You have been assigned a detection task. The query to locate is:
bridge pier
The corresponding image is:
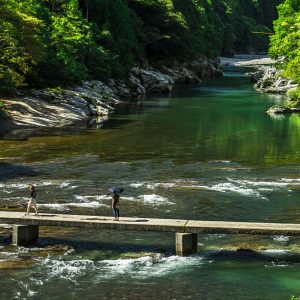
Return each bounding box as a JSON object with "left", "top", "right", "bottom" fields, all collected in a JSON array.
[
  {"left": 176, "top": 233, "right": 198, "bottom": 256},
  {"left": 12, "top": 225, "right": 39, "bottom": 246}
]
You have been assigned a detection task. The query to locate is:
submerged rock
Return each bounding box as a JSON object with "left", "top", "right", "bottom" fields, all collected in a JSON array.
[
  {"left": 44, "top": 244, "right": 74, "bottom": 252},
  {"left": 0, "top": 257, "right": 36, "bottom": 270}
]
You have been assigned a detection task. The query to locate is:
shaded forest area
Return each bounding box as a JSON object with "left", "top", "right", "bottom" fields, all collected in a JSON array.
[{"left": 0, "top": 0, "right": 282, "bottom": 95}]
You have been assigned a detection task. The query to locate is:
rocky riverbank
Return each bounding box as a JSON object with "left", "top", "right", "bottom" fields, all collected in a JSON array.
[
  {"left": 219, "top": 55, "right": 275, "bottom": 67},
  {"left": 252, "top": 67, "right": 299, "bottom": 115},
  {"left": 0, "top": 56, "right": 222, "bottom": 132},
  {"left": 220, "top": 55, "right": 299, "bottom": 115}
]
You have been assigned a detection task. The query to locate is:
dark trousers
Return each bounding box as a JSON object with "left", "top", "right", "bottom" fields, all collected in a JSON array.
[{"left": 113, "top": 208, "right": 120, "bottom": 218}]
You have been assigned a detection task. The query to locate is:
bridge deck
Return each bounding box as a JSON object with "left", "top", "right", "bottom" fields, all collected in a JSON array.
[{"left": 0, "top": 211, "right": 300, "bottom": 236}]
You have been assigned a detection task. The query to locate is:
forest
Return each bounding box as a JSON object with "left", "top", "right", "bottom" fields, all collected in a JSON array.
[
  {"left": 0, "top": 0, "right": 283, "bottom": 96},
  {"left": 269, "top": 0, "right": 300, "bottom": 101}
]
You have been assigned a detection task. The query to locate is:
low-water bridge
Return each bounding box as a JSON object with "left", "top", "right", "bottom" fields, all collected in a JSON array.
[{"left": 0, "top": 211, "right": 299, "bottom": 256}]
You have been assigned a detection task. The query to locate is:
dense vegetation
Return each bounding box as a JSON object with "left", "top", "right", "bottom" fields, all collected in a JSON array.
[
  {"left": 269, "top": 0, "right": 300, "bottom": 100},
  {"left": 0, "top": 0, "right": 281, "bottom": 96}
]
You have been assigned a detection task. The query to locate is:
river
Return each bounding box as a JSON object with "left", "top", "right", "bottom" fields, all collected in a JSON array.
[{"left": 0, "top": 68, "right": 300, "bottom": 299}]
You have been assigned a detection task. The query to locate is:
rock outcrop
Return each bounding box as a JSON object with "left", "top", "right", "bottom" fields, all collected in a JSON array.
[
  {"left": 266, "top": 104, "right": 300, "bottom": 115},
  {"left": 252, "top": 66, "right": 300, "bottom": 115},
  {"left": 254, "top": 67, "right": 298, "bottom": 94},
  {"left": 131, "top": 68, "right": 174, "bottom": 94},
  {"left": 4, "top": 81, "right": 120, "bottom": 130},
  {"left": 185, "top": 57, "right": 223, "bottom": 79}
]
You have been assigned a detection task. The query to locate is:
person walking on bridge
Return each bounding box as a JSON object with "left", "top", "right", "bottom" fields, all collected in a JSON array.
[
  {"left": 26, "top": 184, "right": 39, "bottom": 216},
  {"left": 110, "top": 187, "right": 123, "bottom": 221}
]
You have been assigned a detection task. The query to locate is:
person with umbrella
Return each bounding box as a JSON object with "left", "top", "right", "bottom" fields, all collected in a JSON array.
[{"left": 109, "top": 187, "right": 123, "bottom": 221}]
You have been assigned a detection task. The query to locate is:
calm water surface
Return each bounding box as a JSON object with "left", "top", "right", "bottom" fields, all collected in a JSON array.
[{"left": 0, "top": 69, "right": 300, "bottom": 299}]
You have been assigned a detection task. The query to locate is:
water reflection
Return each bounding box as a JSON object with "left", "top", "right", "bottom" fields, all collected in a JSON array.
[{"left": 1, "top": 70, "right": 300, "bottom": 299}]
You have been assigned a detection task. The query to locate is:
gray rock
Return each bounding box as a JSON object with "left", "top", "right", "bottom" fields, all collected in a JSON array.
[
  {"left": 107, "top": 79, "right": 132, "bottom": 98},
  {"left": 266, "top": 104, "right": 300, "bottom": 115},
  {"left": 160, "top": 66, "right": 201, "bottom": 84},
  {"left": 185, "top": 57, "right": 223, "bottom": 79},
  {"left": 267, "top": 105, "right": 292, "bottom": 115},
  {"left": 255, "top": 67, "right": 298, "bottom": 93},
  {"left": 132, "top": 68, "right": 174, "bottom": 93},
  {"left": 127, "top": 75, "right": 147, "bottom": 95},
  {"left": 251, "top": 71, "right": 264, "bottom": 83},
  {"left": 4, "top": 80, "right": 120, "bottom": 129}
]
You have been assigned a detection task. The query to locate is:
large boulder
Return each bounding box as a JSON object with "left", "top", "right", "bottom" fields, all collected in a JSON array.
[
  {"left": 132, "top": 68, "right": 174, "bottom": 93},
  {"left": 185, "top": 56, "right": 223, "bottom": 79}
]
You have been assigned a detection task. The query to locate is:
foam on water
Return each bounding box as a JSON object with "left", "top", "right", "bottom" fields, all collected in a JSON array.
[
  {"left": 263, "top": 249, "right": 290, "bottom": 254},
  {"left": 39, "top": 258, "right": 96, "bottom": 282},
  {"left": 3, "top": 189, "right": 13, "bottom": 194},
  {"left": 0, "top": 180, "right": 79, "bottom": 196},
  {"left": 204, "top": 234, "right": 227, "bottom": 240},
  {"left": 130, "top": 182, "right": 177, "bottom": 189},
  {"left": 0, "top": 183, "right": 28, "bottom": 189},
  {"left": 137, "top": 194, "right": 173, "bottom": 205},
  {"left": 129, "top": 178, "right": 279, "bottom": 200},
  {"left": 98, "top": 254, "right": 202, "bottom": 279},
  {"left": 209, "top": 182, "right": 265, "bottom": 199},
  {"left": 74, "top": 195, "right": 111, "bottom": 201},
  {"left": 229, "top": 178, "right": 300, "bottom": 187},
  {"left": 272, "top": 236, "right": 290, "bottom": 243},
  {"left": 36, "top": 254, "right": 204, "bottom": 283},
  {"left": 265, "top": 261, "right": 289, "bottom": 268},
  {"left": 281, "top": 178, "right": 300, "bottom": 183},
  {"left": 38, "top": 201, "right": 107, "bottom": 211}
]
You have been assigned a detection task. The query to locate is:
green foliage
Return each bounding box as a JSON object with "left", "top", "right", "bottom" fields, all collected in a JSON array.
[
  {"left": 287, "top": 88, "right": 300, "bottom": 103},
  {"left": 0, "top": 0, "right": 45, "bottom": 94},
  {"left": 0, "top": 0, "right": 282, "bottom": 95},
  {"left": 269, "top": 0, "right": 300, "bottom": 89}
]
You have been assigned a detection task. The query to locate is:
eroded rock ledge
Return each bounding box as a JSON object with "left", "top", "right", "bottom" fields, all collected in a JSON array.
[
  {"left": 1, "top": 57, "right": 222, "bottom": 131},
  {"left": 253, "top": 67, "right": 298, "bottom": 94},
  {"left": 251, "top": 67, "right": 299, "bottom": 116}
]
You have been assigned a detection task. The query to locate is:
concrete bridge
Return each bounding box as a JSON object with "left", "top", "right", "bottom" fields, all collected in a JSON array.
[{"left": 1, "top": 211, "right": 300, "bottom": 256}]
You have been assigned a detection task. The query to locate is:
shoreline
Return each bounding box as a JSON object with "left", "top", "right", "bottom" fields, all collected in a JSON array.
[
  {"left": 0, "top": 57, "right": 222, "bottom": 137},
  {"left": 219, "top": 55, "right": 275, "bottom": 67},
  {"left": 220, "top": 55, "right": 299, "bottom": 116}
]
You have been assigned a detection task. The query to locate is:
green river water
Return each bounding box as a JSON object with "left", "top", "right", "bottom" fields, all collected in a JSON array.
[{"left": 0, "top": 68, "right": 300, "bottom": 299}]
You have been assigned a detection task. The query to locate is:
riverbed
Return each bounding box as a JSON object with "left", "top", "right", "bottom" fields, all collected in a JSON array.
[{"left": 0, "top": 67, "right": 300, "bottom": 299}]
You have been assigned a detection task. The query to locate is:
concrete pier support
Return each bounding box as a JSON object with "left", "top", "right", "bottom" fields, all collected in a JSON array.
[
  {"left": 176, "top": 233, "right": 198, "bottom": 256},
  {"left": 12, "top": 225, "right": 39, "bottom": 246}
]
